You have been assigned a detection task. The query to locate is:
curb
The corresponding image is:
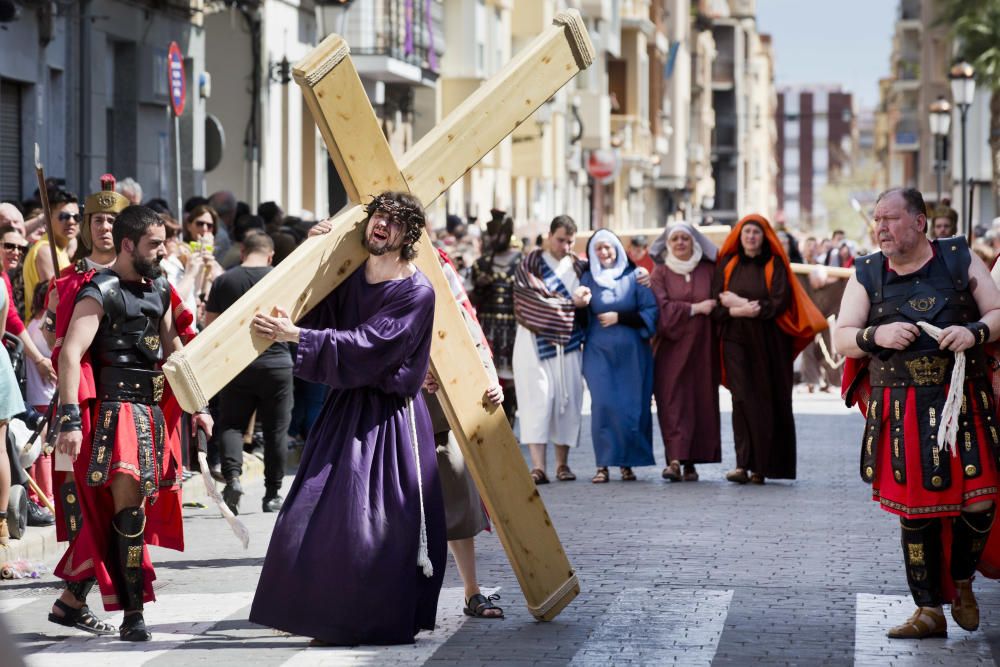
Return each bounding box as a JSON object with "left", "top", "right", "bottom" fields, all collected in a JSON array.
[{"left": 0, "top": 452, "right": 265, "bottom": 568}]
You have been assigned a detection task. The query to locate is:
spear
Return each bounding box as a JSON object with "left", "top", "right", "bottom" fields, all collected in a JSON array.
[{"left": 33, "top": 143, "right": 63, "bottom": 276}]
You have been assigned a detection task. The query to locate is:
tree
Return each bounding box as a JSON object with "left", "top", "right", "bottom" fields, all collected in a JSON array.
[{"left": 936, "top": 0, "right": 1000, "bottom": 217}]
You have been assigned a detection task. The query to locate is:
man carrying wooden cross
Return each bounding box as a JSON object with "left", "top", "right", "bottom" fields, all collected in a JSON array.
[{"left": 248, "top": 191, "right": 448, "bottom": 646}]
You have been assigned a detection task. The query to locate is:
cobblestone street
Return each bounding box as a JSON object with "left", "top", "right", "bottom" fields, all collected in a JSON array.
[{"left": 6, "top": 390, "right": 1000, "bottom": 665}]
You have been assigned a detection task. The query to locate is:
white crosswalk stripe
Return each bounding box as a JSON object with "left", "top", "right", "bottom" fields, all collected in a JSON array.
[
  {"left": 17, "top": 587, "right": 487, "bottom": 667},
  {"left": 25, "top": 592, "right": 253, "bottom": 666},
  {"left": 569, "top": 588, "right": 733, "bottom": 666},
  {"left": 854, "top": 594, "right": 994, "bottom": 666}
]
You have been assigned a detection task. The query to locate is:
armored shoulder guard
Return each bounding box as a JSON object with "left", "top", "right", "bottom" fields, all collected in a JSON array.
[
  {"left": 933, "top": 236, "right": 971, "bottom": 290},
  {"left": 855, "top": 251, "right": 885, "bottom": 303}
]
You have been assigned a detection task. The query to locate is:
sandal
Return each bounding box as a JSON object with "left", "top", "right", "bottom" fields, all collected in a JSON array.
[
  {"left": 591, "top": 467, "right": 609, "bottom": 483},
  {"left": 48, "top": 599, "right": 117, "bottom": 635},
  {"left": 750, "top": 473, "right": 765, "bottom": 485},
  {"left": 620, "top": 467, "right": 637, "bottom": 481},
  {"left": 530, "top": 469, "right": 549, "bottom": 485},
  {"left": 662, "top": 461, "right": 681, "bottom": 482},
  {"left": 555, "top": 465, "right": 576, "bottom": 481},
  {"left": 464, "top": 592, "right": 505, "bottom": 619},
  {"left": 683, "top": 465, "right": 699, "bottom": 482}
]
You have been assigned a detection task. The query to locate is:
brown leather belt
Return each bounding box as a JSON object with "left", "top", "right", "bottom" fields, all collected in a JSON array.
[
  {"left": 868, "top": 348, "right": 987, "bottom": 387},
  {"left": 98, "top": 367, "right": 165, "bottom": 404}
]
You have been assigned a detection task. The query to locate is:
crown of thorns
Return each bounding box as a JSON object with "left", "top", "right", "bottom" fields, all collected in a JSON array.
[{"left": 365, "top": 193, "right": 425, "bottom": 231}]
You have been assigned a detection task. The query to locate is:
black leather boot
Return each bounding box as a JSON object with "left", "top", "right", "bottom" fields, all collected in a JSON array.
[
  {"left": 950, "top": 505, "right": 995, "bottom": 631},
  {"left": 899, "top": 516, "right": 943, "bottom": 608},
  {"left": 112, "top": 506, "right": 151, "bottom": 641}
]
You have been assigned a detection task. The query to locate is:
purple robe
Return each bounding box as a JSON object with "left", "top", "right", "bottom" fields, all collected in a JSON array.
[{"left": 249, "top": 265, "right": 446, "bottom": 645}]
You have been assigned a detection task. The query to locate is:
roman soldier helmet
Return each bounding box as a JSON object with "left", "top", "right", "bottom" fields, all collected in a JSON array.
[
  {"left": 486, "top": 207, "right": 513, "bottom": 250},
  {"left": 80, "top": 174, "right": 129, "bottom": 250}
]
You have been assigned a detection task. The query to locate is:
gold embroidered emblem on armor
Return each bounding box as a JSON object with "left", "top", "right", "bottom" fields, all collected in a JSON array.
[
  {"left": 96, "top": 446, "right": 105, "bottom": 463},
  {"left": 90, "top": 471, "right": 102, "bottom": 483},
  {"left": 932, "top": 446, "right": 940, "bottom": 467},
  {"left": 865, "top": 466, "right": 874, "bottom": 478},
  {"left": 929, "top": 407, "right": 937, "bottom": 427},
  {"left": 907, "top": 543, "right": 926, "bottom": 566},
  {"left": 962, "top": 395, "right": 968, "bottom": 414},
  {"left": 965, "top": 431, "right": 973, "bottom": 452},
  {"left": 894, "top": 439, "right": 900, "bottom": 458},
  {"left": 70, "top": 517, "right": 77, "bottom": 532},
  {"left": 966, "top": 465, "right": 977, "bottom": 477},
  {"left": 904, "top": 356, "right": 950, "bottom": 386},
  {"left": 97, "top": 193, "right": 116, "bottom": 209},
  {"left": 932, "top": 475, "right": 943, "bottom": 487},
  {"left": 143, "top": 335, "right": 160, "bottom": 352},
  {"left": 103, "top": 410, "right": 112, "bottom": 429},
  {"left": 908, "top": 296, "right": 936, "bottom": 312},
  {"left": 144, "top": 480, "right": 154, "bottom": 494},
  {"left": 991, "top": 426, "right": 999, "bottom": 444},
  {"left": 126, "top": 545, "right": 142, "bottom": 569},
  {"left": 894, "top": 470, "right": 902, "bottom": 481},
  {"left": 66, "top": 494, "right": 75, "bottom": 504},
  {"left": 152, "top": 374, "right": 165, "bottom": 402},
  {"left": 895, "top": 400, "right": 901, "bottom": 420},
  {"left": 866, "top": 435, "right": 873, "bottom": 456}
]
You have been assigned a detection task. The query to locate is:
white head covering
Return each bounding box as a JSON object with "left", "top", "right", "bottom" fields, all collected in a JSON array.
[
  {"left": 650, "top": 221, "right": 718, "bottom": 263},
  {"left": 652, "top": 222, "right": 719, "bottom": 282},
  {"left": 587, "top": 229, "right": 629, "bottom": 289}
]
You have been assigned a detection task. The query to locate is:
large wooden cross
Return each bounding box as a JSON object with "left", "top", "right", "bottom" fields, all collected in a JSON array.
[{"left": 163, "top": 11, "right": 594, "bottom": 621}]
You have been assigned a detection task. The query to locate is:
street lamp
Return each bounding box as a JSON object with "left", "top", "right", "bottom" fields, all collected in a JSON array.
[
  {"left": 928, "top": 96, "right": 951, "bottom": 205},
  {"left": 949, "top": 60, "right": 976, "bottom": 240}
]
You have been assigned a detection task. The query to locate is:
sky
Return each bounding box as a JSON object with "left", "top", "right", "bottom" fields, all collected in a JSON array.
[{"left": 755, "top": 0, "right": 898, "bottom": 110}]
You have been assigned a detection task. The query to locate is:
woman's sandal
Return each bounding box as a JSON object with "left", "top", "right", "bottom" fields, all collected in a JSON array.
[
  {"left": 464, "top": 593, "right": 504, "bottom": 619},
  {"left": 530, "top": 468, "right": 549, "bottom": 485},
  {"left": 591, "top": 467, "right": 609, "bottom": 483},
  {"left": 47, "top": 600, "right": 117, "bottom": 635},
  {"left": 620, "top": 467, "right": 637, "bottom": 481}
]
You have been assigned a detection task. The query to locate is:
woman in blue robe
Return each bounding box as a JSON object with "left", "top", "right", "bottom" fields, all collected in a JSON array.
[{"left": 581, "top": 229, "right": 658, "bottom": 483}]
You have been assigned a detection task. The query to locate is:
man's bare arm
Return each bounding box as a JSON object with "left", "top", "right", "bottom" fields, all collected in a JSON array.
[
  {"left": 833, "top": 275, "right": 871, "bottom": 358},
  {"left": 968, "top": 253, "right": 1000, "bottom": 340},
  {"left": 57, "top": 298, "right": 102, "bottom": 405},
  {"left": 160, "top": 297, "right": 184, "bottom": 357}
]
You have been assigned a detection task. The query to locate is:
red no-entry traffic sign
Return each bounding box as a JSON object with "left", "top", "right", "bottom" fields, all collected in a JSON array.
[{"left": 167, "top": 41, "right": 186, "bottom": 117}]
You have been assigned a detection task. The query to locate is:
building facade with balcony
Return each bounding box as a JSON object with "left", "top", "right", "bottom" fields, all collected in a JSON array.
[
  {"left": 204, "top": 0, "right": 444, "bottom": 217},
  {"left": 0, "top": 1, "right": 206, "bottom": 206}
]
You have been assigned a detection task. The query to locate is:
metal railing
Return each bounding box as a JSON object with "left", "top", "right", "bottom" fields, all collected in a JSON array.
[{"left": 349, "top": 0, "right": 442, "bottom": 74}]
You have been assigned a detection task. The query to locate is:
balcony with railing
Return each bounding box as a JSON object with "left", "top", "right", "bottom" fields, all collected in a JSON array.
[
  {"left": 892, "top": 112, "right": 920, "bottom": 151},
  {"left": 899, "top": 0, "right": 921, "bottom": 25},
  {"left": 340, "top": 0, "right": 444, "bottom": 84},
  {"left": 611, "top": 115, "right": 652, "bottom": 160},
  {"left": 620, "top": 0, "right": 654, "bottom": 34}
]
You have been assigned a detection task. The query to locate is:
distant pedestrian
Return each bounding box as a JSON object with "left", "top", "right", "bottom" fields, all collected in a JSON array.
[
  {"left": 713, "top": 215, "right": 825, "bottom": 484},
  {"left": 581, "top": 229, "right": 657, "bottom": 483},
  {"left": 649, "top": 222, "right": 721, "bottom": 482},
  {"left": 470, "top": 209, "right": 521, "bottom": 424},
  {"left": 627, "top": 235, "right": 655, "bottom": 274},
  {"left": 205, "top": 232, "right": 292, "bottom": 514},
  {"left": 513, "top": 216, "right": 588, "bottom": 484}
]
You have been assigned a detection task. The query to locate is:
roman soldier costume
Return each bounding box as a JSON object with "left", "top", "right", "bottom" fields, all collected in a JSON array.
[
  {"left": 844, "top": 236, "right": 1000, "bottom": 635},
  {"left": 48, "top": 180, "right": 196, "bottom": 640}
]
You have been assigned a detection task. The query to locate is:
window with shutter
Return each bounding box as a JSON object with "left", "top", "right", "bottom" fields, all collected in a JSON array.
[{"left": 0, "top": 79, "right": 22, "bottom": 203}]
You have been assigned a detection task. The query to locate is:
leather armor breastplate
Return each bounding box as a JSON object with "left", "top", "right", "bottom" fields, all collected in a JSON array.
[
  {"left": 80, "top": 271, "right": 170, "bottom": 371},
  {"left": 858, "top": 238, "right": 980, "bottom": 350}
]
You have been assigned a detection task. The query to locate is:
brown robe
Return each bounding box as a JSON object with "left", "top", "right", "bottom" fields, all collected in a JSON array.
[
  {"left": 712, "top": 249, "right": 797, "bottom": 479},
  {"left": 651, "top": 261, "right": 721, "bottom": 464}
]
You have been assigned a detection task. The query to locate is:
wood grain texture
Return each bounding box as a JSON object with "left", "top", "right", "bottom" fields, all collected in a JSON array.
[
  {"left": 163, "top": 11, "right": 592, "bottom": 620},
  {"left": 162, "top": 206, "right": 369, "bottom": 412}
]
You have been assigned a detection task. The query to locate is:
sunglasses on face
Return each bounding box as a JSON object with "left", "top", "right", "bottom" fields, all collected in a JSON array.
[
  {"left": 58, "top": 212, "right": 82, "bottom": 223},
  {"left": 2, "top": 242, "right": 26, "bottom": 252},
  {"left": 193, "top": 220, "right": 214, "bottom": 229}
]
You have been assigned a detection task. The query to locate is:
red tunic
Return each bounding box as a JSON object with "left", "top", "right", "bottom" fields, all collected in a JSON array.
[{"left": 51, "top": 262, "right": 195, "bottom": 611}]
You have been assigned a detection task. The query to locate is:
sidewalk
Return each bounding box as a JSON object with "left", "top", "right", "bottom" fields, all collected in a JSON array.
[{"left": 0, "top": 452, "right": 264, "bottom": 567}]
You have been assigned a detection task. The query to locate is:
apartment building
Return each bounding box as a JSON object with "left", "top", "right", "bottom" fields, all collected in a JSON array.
[{"left": 776, "top": 86, "right": 856, "bottom": 229}]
